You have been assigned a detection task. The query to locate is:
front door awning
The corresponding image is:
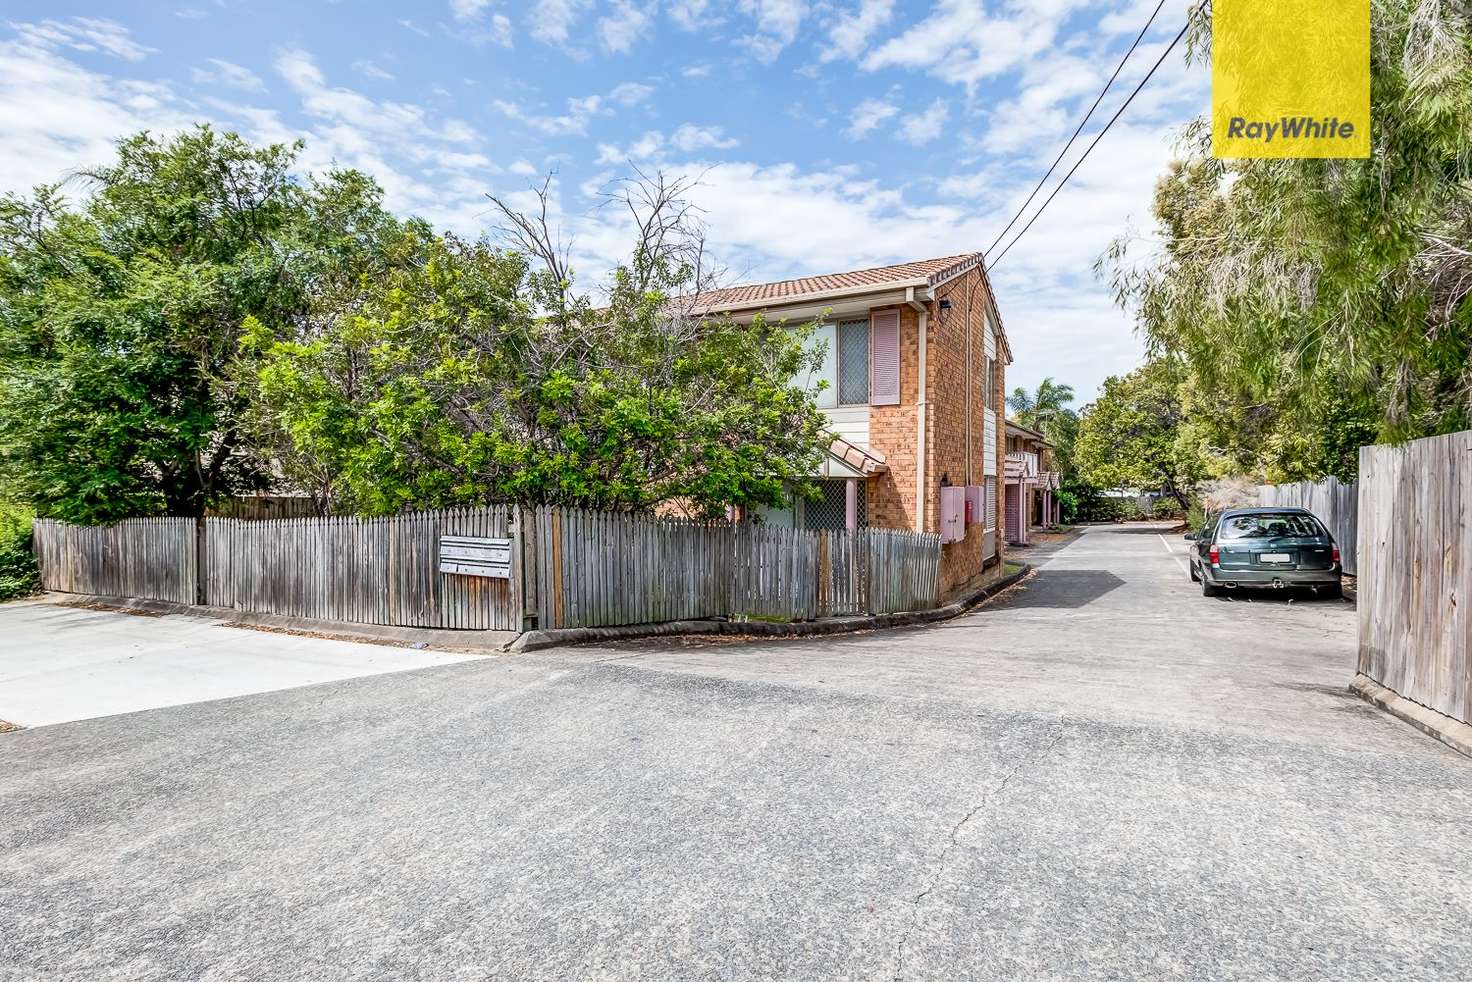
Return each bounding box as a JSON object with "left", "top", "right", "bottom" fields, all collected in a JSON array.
[{"left": 822, "top": 434, "right": 889, "bottom": 479}]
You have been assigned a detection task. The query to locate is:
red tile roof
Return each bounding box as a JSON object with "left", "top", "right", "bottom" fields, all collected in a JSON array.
[
  {"left": 830, "top": 434, "right": 889, "bottom": 475},
  {"left": 696, "top": 253, "right": 980, "bottom": 310}
]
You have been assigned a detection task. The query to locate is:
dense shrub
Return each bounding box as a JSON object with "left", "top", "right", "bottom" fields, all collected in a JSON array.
[
  {"left": 1054, "top": 488, "right": 1079, "bottom": 524},
  {"left": 0, "top": 504, "right": 38, "bottom": 600}
]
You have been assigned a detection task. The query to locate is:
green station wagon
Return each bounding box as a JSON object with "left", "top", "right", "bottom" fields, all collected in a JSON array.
[{"left": 1185, "top": 507, "right": 1342, "bottom": 598}]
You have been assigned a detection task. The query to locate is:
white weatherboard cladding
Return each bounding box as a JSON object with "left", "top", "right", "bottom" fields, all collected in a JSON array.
[
  {"left": 983, "top": 317, "right": 999, "bottom": 476},
  {"left": 984, "top": 411, "right": 998, "bottom": 476},
  {"left": 821, "top": 405, "right": 870, "bottom": 447}
]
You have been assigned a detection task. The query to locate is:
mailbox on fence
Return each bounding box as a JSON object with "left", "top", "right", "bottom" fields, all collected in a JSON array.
[{"left": 438, "top": 535, "right": 513, "bottom": 579}]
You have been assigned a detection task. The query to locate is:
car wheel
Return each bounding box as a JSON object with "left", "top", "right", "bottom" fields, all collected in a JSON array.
[
  {"left": 1316, "top": 582, "right": 1342, "bottom": 600},
  {"left": 1201, "top": 576, "right": 1220, "bottom": 598},
  {"left": 1189, "top": 560, "right": 1200, "bottom": 582}
]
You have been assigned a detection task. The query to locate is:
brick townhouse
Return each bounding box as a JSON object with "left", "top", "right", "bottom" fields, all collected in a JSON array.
[{"left": 696, "top": 253, "right": 1012, "bottom": 598}]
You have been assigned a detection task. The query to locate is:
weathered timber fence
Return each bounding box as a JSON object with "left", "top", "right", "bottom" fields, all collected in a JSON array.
[
  {"left": 205, "top": 507, "right": 520, "bottom": 630},
  {"left": 1357, "top": 431, "right": 1472, "bottom": 726},
  {"left": 534, "top": 508, "right": 941, "bottom": 630},
  {"left": 33, "top": 517, "right": 198, "bottom": 605},
  {"left": 34, "top": 506, "right": 943, "bottom": 634},
  {"left": 1257, "top": 477, "right": 1359, "bottom": 575}
]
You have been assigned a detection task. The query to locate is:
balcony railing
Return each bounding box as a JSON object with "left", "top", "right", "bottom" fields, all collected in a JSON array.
[{"left": 1005, "top": 451, "right": 1039, "bottom": 478}]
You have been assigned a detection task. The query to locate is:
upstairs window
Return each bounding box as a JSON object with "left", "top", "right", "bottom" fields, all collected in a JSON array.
[{"left": 837, "top": 320, "right": 870, "bottom": 405}]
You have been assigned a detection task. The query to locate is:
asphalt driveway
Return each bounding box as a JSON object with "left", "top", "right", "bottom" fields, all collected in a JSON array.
[{"left": 3, "top": 524, "right": 1470, "bottom": 980}]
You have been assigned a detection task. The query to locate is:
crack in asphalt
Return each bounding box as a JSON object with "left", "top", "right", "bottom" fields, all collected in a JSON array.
[{"left": 892, "top": 718, "right": 1070, "bottom": 982}]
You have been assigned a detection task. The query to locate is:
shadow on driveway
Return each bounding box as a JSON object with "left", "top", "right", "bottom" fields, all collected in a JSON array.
[{"left": 998, "top": 569, "right": 1126, "bottom": 609}]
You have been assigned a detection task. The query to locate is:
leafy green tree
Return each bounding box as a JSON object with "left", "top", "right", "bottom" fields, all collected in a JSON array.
[
  {"left": 0, "top": 126, "right": 395, "bottom": 521},
  {"left": 1107, "top": 0, "right": 1472, "bottom": 478},
  {"left": 0, "top": 502, "right": 37, "bottom": 600},
  {"left": 246, "top": 174, "right": 831, "bottom": 517},
  {"left": 1075, "top": 359, "right": 1207, "bottom": 509}
]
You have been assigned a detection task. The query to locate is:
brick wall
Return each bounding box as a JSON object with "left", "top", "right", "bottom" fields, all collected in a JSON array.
[
  {"left": 867, "top": 304, "right": 920, "bottom": 530},
  {"left": 927, "top": 267, "right": 1005, "bottom": 599},
  {"left": 855, "top": 272, "right": 1009, "bottom": 600}
]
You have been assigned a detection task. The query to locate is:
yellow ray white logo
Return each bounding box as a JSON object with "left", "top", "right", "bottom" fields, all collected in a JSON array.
[{"left": 1212, "top": 0, "right": 1370, "bottom": 158}]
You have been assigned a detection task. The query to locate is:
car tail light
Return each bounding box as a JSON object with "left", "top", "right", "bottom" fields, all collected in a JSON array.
[
  {"left": 1209, "top": 544, "right": 1220, "bottom": 566},
  {"left": 1332, "top": 546, "right": 1341, "bottom": 565}
]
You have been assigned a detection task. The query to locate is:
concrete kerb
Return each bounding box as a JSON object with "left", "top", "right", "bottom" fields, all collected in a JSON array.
[
  {"left": 37, "top": 594, "right": 518, "bottom": 654},
  {"left": 508, "top": 562, "right": 1034, "bottom": 652},
  {"left": 1349, "top": 673, "right": 1472, "bottom": 760}
]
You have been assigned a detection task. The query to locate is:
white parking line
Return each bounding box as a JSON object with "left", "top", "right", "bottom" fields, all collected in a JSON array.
[{"left": 1157, "top": 533, "right": 1190, "bottom": 575}]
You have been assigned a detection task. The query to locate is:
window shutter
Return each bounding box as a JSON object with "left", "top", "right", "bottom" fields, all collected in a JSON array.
[{"left": 870, "top": 310, "right": 900, "bottom": 406}]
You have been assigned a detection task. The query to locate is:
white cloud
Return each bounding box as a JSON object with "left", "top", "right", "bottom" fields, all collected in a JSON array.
[
  {"left": 598, "top": 0, "right": 654, "bottom": 53},
  {"left": 191, "top": 57, "right": 266, "bottom": 93},
  {"left": 681, "top": 62, "right": 712, "bottom": 78},
  {"left": 493, "top": 93, "right": 604, "bottom": 136},
  {"left": 596, "top": 123, "right": 739, "bottom": 162},
  {"left": 352, "top": 60, "right": 395, "bottom": 81},
  {"left": 823, "top": 0, "right": 892, "bottom": 62},
  {"left": 449, "top": 0, "right": 492, "bottom": 18},
  {"left": 671, "top": 123, "right": 739, "bottom": 152},
  {"left": 509, "top": 159, "right": 538, "bottom": 176},
  {"left": 737, "top": 0, "right": 808, "bottom": 62},
  {"left": 845, "top": 98, "right": 897, "bottom": 139},
  {"left": 529, "top": 0, "right": 592, "bottom": 46},
  {"left": 0, "top": 27, "right": 188, "bottom": 195},
  {"left": 488, "top": 14, "right": 515, "bottom": 45},
  {"left": 860, "top": 0, "right": 1097, "bottom": 92},
  {"left": 12, "top": 17, "right": 154, "bottom": 62},
  {"left": 445, "top": 1, "right": 515, "bottom": 45},
  {"left": 494, "top": 79, "right": 657, "bottom": 138},
  {"left": 668, "top": 0, "right": 714, "bottom": 31},
  {"left": 608, "top": 81, "right": 655, "bottom": 106},
  {"left": 899, "top": 98, "right": 948, "bottom": 145}
]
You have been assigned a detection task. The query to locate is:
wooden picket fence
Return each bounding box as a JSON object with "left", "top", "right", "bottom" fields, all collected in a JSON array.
[
  {"left": 32, "top": 517, "right": 198, "bottom": 605},
  {"left": 1357, "top": 431, "right": 1472, "bottom": 725},
  {"left": 1257, "top": 477, "right": 1359, "bottom": 574},
  {"left": 204, "top": 507, "right": 520, "bottom": 630},
  {"left": 33, "top": 505, "right": 942, "bottom": 634},
  {"left": 533, "top": 508, "right": 941, "bottom": 630}
]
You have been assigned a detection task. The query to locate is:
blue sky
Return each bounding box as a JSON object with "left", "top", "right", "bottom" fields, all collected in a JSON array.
[{"left": 0, "top": 0, "right": 1206, "bottom": 401}]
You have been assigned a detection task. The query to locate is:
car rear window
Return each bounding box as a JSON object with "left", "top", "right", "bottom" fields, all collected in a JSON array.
[{"left": 1219, "top": 513, "right": 1325, "bottom": 540}]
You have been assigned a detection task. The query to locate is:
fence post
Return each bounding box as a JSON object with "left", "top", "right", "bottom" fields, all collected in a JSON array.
[
  {"left": 513, "top": 506, "right": 538, "bottom": 631},
  {"left": 194, "top": 516, "right": 207, "bottom": 606}
]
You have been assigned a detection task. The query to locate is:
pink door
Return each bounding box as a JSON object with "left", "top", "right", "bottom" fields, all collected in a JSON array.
[{"left": 1005, "top": 483, "right": 1022, "bottom": 544}]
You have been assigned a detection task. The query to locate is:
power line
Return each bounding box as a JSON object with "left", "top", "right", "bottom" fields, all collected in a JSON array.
[
  {"left": 986, "top": 13, "right": 1193, "bottom": 273},
  {"left": 983, "top": 0, "right": 1169, "bottom": 259}
]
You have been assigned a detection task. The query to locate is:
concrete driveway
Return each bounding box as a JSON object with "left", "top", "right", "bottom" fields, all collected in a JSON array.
[
  {"left": 3, "top": 524, "right": 1470, "bottom": 980},
  {"left": 0, "top": 601, "right": 477, "bottom": 727}
]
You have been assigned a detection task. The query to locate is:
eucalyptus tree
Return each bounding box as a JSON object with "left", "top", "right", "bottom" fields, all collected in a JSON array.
[{"left": 1106, "top": 0, "right": 1472, "bottom": 479}]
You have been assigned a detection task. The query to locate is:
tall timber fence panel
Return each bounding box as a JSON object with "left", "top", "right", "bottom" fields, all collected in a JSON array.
[
  {"left": 1357, "top": 431, "right": 1472, "bottom": 726},
  {"left": 35, "top": 506, "right": 940, "bottom": 635},
  {"left": 1257, "top": 477, "right": 1359, "bottom": 575},
  {"left": 534, "top": 508, "right": 941, "bottom": 630},
  {"left": 204, "top": 507, "right": 520, "bottom": 630},
  {"left": 32, "top": 517, "right": 199, "bottom": 605}
]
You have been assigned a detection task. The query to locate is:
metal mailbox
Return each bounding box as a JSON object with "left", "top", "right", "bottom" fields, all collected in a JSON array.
[{"left": 438, "top": 535, "right": 513, "bottom": 579}]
